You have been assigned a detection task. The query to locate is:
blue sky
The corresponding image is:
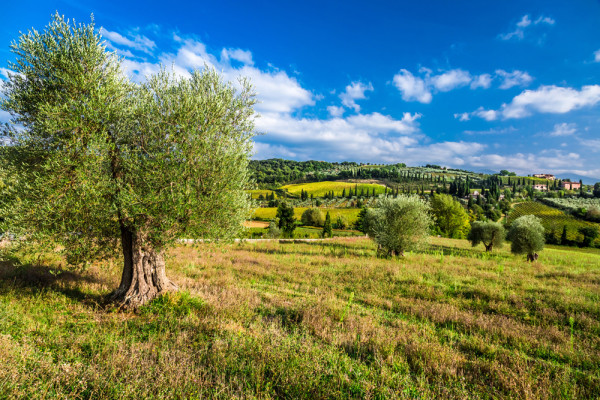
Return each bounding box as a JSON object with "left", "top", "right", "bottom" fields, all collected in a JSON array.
[{"left": 1, "top": 1, "right": 600, "bottom": 181}]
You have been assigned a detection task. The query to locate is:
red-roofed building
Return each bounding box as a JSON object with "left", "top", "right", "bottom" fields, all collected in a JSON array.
[{"left": 561, "top": 181, "right": 581, "bottom": 190}]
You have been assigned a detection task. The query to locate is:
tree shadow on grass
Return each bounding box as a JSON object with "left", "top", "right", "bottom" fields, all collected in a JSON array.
[{"left": 0, "top": 257, "right": 109, "bottom": 308}]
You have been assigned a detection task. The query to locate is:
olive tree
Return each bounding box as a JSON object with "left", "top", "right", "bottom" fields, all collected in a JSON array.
[
  {"left": 467, "top": 221, "right": 505, "bottom": 252},
  {"left": 300, "top": 208, "right": 324, "bottom": 227},
  {"left": 507, "top": 215, "right": 545, "bottom": 261},
  {"left": 430, "top": 194, "right": 470, "bottom": 238},
  {"left": 0, "top": 14, "right": 257, "bottom": 308},
  {"left": 370, "top": 196, "right": 432, "bottom": 256}
]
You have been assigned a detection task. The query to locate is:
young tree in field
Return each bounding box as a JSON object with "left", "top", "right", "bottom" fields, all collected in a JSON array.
[
  {"left": 0, "top": 15, "right": 257, "bottom": 308},
  {"left": 370, "top": 196, "right": 432, "bottom": 256},
  {"left": 300, "top": 208, "right": 324, "bottom": 227},
  {"left": 468, "top": 221, "right": 505, "bottom": 252},
  {"left": 276, "top": 202, "right": 296, "bottom": 238},
  {"left": 430, "top": 194, "right": 470, "bottom": 238},
  {"left": 322, "top": 211, "right": 333, "bottom": 238},
  {"left": 507, "top": 215, "right": 545, "bottom": 261}
]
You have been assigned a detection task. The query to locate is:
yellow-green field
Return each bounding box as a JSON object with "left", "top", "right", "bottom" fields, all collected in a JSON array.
[
  {"left": 508, "top": 201, "right": 600, "bottom": 246},
  {"left": 252, "top": 207, "right": 361, "bottom": 223},
  {"left": 247, "top": 189, "right": 277, "bottom": 200},
  {"left": 1, "top": 237, "right": 599, "bottom": 398},
  {"left": 281, "top": 181, "right": 386, "bottom": 197}
]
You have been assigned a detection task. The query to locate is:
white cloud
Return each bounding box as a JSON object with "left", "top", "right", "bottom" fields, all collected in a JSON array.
[
  {"left": 465, "top": 85, "right": 600, "bottom": 120},
  {"left": 495, "top": 69, "right": 533, "bottom": 89},
  {"left": 467, "top": 150, "right": 583, "bottom": 175},
  {"left": 546, "top": 122, "right": 577, "bottom": 137},
  {"left": 221, "top": 48, "right": 254, "bottom": 66},
  {"left": 463, "top": 127, "right": 517, "bottom": 135},
  {"left": 470, "top": 74, "right": 492, "bottom": 89},
  {"left": 594, "top": 49, "right": 600, "bottom": 63},
  {"left": 339, "top": 81, "right": 374, "bottom": 112},
  {"left": 499, "top": 14, "right": 555, "bottom": 41},
  {"left": 472, "top": 107, "right": 499, "bottom": 121},
  {"left": 393, "top": 69, "right": 432, "bottom": 103},
  {"left": 327, "top": 105, "right": 345, "bottom": 117},
  {"left": 501, "top": 85, "right": 600, "bottom": 119},
  {"left": 100, "top": 28, "right": 156, "bottom": 55},
  {"left": 430, "top": 69, "right": 471, "bottom": 92},
  {"left": 394, "top": 68, "right": 498, "bottom": 102},
  {"left": 453, "top": 112, "right": 470, "bottom": 121},
  {"left": 121, "top": 37, "right": 314, "bottom": 115},
  {"left": 535, "top": 16, "right": 555, "bottom": 25}
]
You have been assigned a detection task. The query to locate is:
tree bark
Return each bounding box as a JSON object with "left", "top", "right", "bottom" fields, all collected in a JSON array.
[
  {"left": 485, "top": 243, "right": 493, "bottom": 252},
  {"left": 111, "top": 227, "right": 178, "bottom": 309}
]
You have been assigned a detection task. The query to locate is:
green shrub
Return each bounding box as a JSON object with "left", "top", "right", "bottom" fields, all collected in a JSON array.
[
  {"left": 300, "top": 208, "right": 324, "bottom": 227},
  {"left": 507, "top": 215, "right": 545, "bottom": 261},
  {"left": 370, "top": 196, "right": 432, "bottom": 256},
  {"left": 468, "top": 221, "right": 505, "bottom": 252}
]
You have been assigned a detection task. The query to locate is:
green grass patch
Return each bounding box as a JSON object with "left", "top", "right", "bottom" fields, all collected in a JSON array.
[{"left": 1, "top": 237, "right": 599, "bottom": 398}]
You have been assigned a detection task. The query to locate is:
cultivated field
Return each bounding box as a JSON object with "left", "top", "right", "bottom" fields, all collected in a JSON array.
[
  {"left": 508, "top": 201, "right": 600, "bottom": 246},
  {"left": 1, "top": 237, "right": 599, "bottom": 398},
  {"left": 281, "top": 181, "right": 386, "bottom": 197},
  {"left": 252, "top": 207, "right": 362, "bottom": 223}
]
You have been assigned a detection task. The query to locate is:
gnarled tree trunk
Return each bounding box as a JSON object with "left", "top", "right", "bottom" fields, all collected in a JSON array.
[{"left": 111, "top": 227, "right": 177, "bottom": 309}]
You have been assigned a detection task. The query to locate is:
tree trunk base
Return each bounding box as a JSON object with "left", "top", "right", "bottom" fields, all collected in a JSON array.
[{"left": 112, "top": 229, "right": 178, "bottom": 309}]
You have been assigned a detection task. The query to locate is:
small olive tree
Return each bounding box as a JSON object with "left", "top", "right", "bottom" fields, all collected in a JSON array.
[
  {"left": 507, "top": 215, "right": 545, "bottom": 261},
  {"left": 300, "top": 208, "right": 324, "bottom": 227},
  {"left": 468, "top": 221, "right": 505, "bottom": 252},
  {"left": 370, "top": 196, "right": 432, "bottom": 256}
]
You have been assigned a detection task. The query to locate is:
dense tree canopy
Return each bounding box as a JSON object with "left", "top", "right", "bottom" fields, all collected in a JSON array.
[
  {"left": 468, "top": 221, "right": 505, "bottom": 252},
  {"left": 507, "top": 215, "right": 545, "bottom": 261},
  {"left": 430, "top": 194, "right": 470, "bottom": 238},
  {"left": 369, "top": 196, "right": 432, "bottom": 256},
  {"left": 0, "top": 14, "right": 257, "bottom": 307}
]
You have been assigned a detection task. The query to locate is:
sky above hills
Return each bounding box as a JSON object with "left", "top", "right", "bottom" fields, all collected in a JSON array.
[{"left": 1, "top": 1, "right": 599, "bottom": 181}]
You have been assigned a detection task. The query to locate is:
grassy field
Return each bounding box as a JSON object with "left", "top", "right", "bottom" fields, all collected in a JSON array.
[
  {"left": 508, "top": 201, "right": 600, "bottom": 246},
  {"left": 1, "top": 237, "right": 599, "bottom": 398},
  {"left": 281, "top": 181, "right": 386, "bottom": 197},
  {"left": 253, "top": 207, "right": 362, "bottom": 223}
]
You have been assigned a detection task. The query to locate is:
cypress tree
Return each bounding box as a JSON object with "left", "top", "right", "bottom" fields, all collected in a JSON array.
[{"left": 323, "top": 211, "right": 333, "bottom": 238}]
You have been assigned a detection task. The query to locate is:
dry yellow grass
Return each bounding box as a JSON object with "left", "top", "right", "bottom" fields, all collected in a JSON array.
[{"left": 1, "top": 237, "right": 599, "bottom": 398}]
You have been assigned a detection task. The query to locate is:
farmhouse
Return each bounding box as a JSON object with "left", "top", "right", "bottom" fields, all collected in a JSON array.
[
  {"left": 533, "top": 173, "right": 556, "bottom": 180},
  {"left": 561, "top": 181, "right": 581, "bottom": 190},
  {"left": 533, "top": 184, "right": 548, "bottom": 191}
]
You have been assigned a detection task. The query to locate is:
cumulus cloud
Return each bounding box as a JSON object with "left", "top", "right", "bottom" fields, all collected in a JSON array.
[
  {"left": 495, "top": 69, "right": 533, "bottom": 89},
  {"left": 464, "top": 85, "right": 600, "bottom": 121},
  {"left": 100, "top": 28, "right": 156, "bottom": 54},
  {"left": 546, "top": 122, "right": 577, "bottom": 137},
  {"left": 327, "top": 105, "right": 345, "bottom": 117},
  {"left": 470, "top": 74, "right": 492, "bottom": 89},
  {"left": 339, "top": 81, "right": 374, "bottom": 112},
  {"left": 501, "top": 85, "right": 600, "bottom": 119},
  {"left": 392, "top": 69, "right": 432, "bottom": 103},
  {"left": 499, "top": 14, "right": 555, "bottom": 41},
  {"left": 430, "top": 69, "right": 471, "bottom": 92},
  {"left": 594, "top": 49, "right": 600, "bottom": 63},
  {"left": 393, "top": 68, "right": 522, "bottom": 103}
]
